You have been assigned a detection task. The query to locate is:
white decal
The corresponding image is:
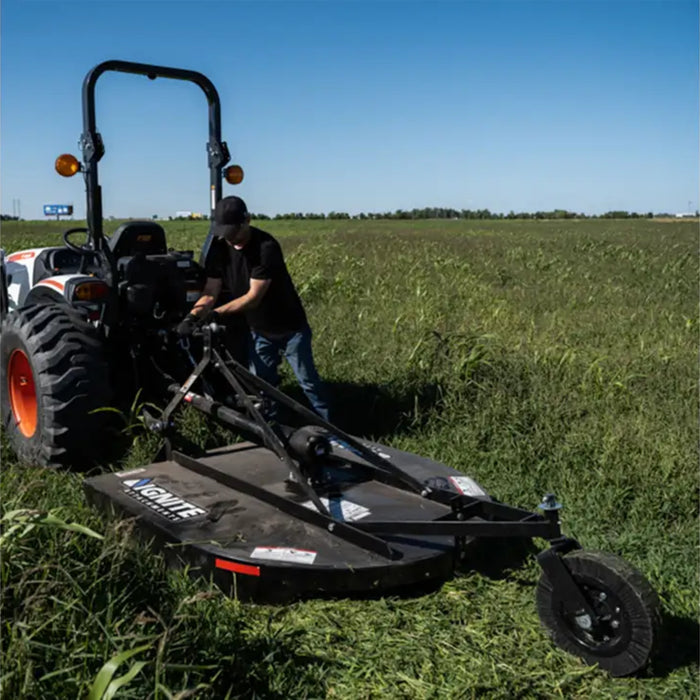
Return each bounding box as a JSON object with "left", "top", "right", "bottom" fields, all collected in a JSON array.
[
  {"left": 367, "top": 446, "right": 391, "bottom": 459},
  {"left": 115, "top": 468, "right": 146, "bottom": 478},
  {"left": 329, "top": 438, "right": 390, "bottom": 460},
  {"left": 449, "top": 476, "right": 487, "bottom": 497},
  {"left": 250, "top": 547, "right": 317, "bottom": 564},
  {"left": 302, "top": 496, "right": 370, "bottom": 522}
]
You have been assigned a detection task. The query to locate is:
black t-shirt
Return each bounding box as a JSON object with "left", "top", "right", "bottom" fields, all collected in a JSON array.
[{"left": 204, "top": 228, "right": 307, "bottom": 338}]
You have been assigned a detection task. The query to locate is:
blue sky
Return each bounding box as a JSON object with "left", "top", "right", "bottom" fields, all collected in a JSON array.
[{"left": 1, "top": 0, "right": 697, "bottom": 220}]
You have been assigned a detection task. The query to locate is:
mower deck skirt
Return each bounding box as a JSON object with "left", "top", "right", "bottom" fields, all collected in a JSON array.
[{"left": 83, "top": 440, "right": 488, "bottom": 602}]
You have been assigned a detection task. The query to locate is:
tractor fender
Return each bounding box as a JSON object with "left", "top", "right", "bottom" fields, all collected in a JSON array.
[
  {"left": 24, "top": 285, "right": 67, "bottom": 306},
  {"left": 5, "top": 248, "right": 45, "bottom": 310}
]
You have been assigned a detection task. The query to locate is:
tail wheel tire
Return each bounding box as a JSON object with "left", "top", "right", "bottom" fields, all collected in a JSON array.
[
  {"left": 536, "top": 550, "right": 661, "bottom": 677},
  {"left": 1, "top": 304, "right": 113, "bottom": 468}
]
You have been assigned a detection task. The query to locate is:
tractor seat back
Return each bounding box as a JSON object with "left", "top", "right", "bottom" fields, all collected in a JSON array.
[{"left": 109, "top": 221, "right": 167, "bottom": 259}]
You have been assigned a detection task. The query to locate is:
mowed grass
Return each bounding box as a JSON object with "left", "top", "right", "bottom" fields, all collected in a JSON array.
[{"left": 1, "top": 217, "right": 697, "bottom": 698}]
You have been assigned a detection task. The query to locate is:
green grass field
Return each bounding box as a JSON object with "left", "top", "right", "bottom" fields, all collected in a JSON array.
[{"left": 1, "top": 217, "right": 697, "bottom": 698}]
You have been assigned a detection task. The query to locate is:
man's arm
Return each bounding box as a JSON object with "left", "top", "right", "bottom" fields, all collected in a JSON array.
[
  {"left": 215, "top": 277, "right": 271, "bottom": 315},
  {"left": 190, "top": 277, "right": 222, "bottom": 317}
]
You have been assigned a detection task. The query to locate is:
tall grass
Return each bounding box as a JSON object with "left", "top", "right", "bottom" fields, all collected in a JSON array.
[{"left": 1, "top": 218, "right": 697, "bottom": 698}]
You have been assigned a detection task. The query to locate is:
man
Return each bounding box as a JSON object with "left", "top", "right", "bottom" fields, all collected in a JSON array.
[{"left": 177, "top": 196, "right": 330, "bottom": 422}]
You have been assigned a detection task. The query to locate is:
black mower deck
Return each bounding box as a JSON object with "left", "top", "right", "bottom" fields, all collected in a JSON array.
[{"left": 83, "top": 438, "right": 489, "bottom": 602}]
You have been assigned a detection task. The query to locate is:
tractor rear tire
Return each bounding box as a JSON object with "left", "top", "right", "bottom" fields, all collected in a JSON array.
[{"left": 1, "top": 304, "right": 114, "bottom": 468}]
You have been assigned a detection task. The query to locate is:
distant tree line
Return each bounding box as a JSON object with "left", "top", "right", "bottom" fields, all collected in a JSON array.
[
  {"left": 253, "top": 208, "right": 679, "bottom": 221},
  {"left": 2, "top": 209, "right": 695, "bottom": 223}
]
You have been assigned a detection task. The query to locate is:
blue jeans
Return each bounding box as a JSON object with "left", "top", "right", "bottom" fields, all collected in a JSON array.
[{"left": 251, "top": 325, "right": 330, "bottom": 422}]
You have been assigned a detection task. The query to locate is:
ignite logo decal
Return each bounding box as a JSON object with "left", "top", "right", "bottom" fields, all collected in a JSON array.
[{"left": 122, "top": 478, "right": 207, "bottom": 521}]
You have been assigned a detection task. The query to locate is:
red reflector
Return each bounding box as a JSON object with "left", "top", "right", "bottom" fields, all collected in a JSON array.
[{"left": 215, "top": 558, "right": 260, "bottom": 577}]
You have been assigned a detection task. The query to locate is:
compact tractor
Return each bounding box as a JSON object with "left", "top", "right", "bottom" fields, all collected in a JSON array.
[{"left": 1, "top": 60, "right": 661, "bottom": 677}]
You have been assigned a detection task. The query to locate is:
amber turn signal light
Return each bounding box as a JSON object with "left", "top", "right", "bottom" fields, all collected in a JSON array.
[
  {"left": 72, "top": 281, "right": 109, "bottom": 301},
  {"left": 55, "top": 154, "right": 81, "bottom": 177},
  {"left": 224, "top": 165, "right": 244, "bottom": 184}
]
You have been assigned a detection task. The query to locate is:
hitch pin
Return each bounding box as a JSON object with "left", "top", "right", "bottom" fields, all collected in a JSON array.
[{"left": 538, "top": 493, "right": 563, "bottom": 526}]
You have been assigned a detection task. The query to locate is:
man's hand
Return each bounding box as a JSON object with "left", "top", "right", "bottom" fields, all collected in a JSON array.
[
  {"left": 175, "top": 313, "right": 199, "bottom": 336},
  {"left": 176, "top": 310, "right": 223, "bottom": 336},
  {"left": 201, "top": 309, "right": 221, "bottom": 324}
]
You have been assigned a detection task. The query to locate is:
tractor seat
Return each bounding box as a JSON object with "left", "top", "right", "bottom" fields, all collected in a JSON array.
[{"left": 108, "top": 220, "right": 167, "bottom": 259}]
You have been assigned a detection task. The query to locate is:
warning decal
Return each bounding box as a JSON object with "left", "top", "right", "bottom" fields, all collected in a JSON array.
[
  {"left": 302, "top": 496, "right": 370, "bottom": 522},
  {"left": 449, "top": 476, "right": 487, "bottom": 497},
  {"left": 251, "top": 547, "right": 318, "bottom": 565}
]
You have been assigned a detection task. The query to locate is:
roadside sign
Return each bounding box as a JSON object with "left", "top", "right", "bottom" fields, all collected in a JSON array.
[{"left": 43, "top": 204, "right": 73, "bottom": 217}]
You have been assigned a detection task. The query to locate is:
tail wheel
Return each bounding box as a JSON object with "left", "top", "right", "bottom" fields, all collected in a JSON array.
[
  {"left": 1, "top": 304, "right": 114, "bottom": 468},
  {"left": 536, "top": 550, "right": 661, "bottom": 676}
]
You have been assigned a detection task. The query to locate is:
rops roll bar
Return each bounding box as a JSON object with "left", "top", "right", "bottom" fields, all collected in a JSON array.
[{"left": 80, "top": 60, "right": 230, "bottom": 249}]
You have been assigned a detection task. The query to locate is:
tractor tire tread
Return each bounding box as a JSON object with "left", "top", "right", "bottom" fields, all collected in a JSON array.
[{"left": 1, "top": 304, "right": 114, "bottom": 468}]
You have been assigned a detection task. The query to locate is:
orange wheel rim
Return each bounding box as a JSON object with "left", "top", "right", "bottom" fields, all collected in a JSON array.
[{"left": 8, "top": 349, "right": 37, "bottom": 438}]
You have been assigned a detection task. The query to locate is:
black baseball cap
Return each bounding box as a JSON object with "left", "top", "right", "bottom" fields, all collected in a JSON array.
[{"left": 212, "top": 196, "right": 249, "bottom": 239}]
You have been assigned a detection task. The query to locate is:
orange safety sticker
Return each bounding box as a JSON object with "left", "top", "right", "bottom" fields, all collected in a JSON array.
[
  {"left": 39, "top": 280, "right": 64, "bottom": 292},
  {"left": 7, "top": 251, "right": 36, "bottom": 262},
  {"left": 40, "top": 279, "right": 65, "bottom": 291}
]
